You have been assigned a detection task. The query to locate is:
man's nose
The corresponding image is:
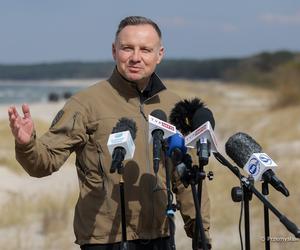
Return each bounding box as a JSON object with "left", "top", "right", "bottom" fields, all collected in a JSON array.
[{"left": 131, "top": 49, "right": 141, "bottom": 62}]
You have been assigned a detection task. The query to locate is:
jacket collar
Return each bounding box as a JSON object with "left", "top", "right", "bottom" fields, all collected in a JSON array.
[{"left": 108, "top": 67, "right": 166, "bottom": 103}]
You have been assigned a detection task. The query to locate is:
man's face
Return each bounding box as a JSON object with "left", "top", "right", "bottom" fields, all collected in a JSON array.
[{"left": 112, "top": 24, "right": 164, "bottom": 87}]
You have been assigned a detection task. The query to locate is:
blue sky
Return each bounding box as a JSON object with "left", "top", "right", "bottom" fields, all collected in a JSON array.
[{"left": 1, "top": 0, "right": 300, "bottom": 64}]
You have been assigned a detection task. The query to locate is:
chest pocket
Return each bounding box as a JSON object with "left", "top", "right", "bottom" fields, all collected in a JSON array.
[
  {"left": 76, "top": 122, "right": 105, "bottom": 185},
  {"left": 79, "top": 118, "right": 120, "bottom": 177}
]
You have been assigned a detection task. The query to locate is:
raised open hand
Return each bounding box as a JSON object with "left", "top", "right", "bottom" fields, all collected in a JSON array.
[{"left": 8, "top": 104, "right": 34, "bottom": 144}]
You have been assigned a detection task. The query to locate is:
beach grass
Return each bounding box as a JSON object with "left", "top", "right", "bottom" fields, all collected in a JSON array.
[{"left": 0, "top": 118, "right": 51, "bottom": 173}]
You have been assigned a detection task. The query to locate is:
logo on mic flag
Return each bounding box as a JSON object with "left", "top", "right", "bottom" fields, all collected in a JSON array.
[
  {"left": 244, "top": 153, "right": 278, "bottom": 181},
  {"left": 184, "top": 121, "right": 218, "bottom": 152},
  {"left": 107, "top": 131, "right": 135, "bottom": 160},
  {"left": 259, "top": 153, "right": 273, "bottom": 165},
  {"left": 148, "top": 114, "right": 176, "bottom": 143},
  {"left": 248, "top": 158, "right": 260, "bottom": 177}
]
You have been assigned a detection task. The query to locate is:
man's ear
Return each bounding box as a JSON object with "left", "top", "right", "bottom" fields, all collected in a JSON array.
[
  {"left": 112, "top": 43, "right": 116, "bottom": 60},
  {"left": 157, "top": 46, "right": 164, "bottom": 64}
]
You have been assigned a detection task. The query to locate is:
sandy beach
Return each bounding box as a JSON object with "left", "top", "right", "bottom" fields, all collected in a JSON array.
[
  {"left": 0, "top": 101, "right": 65, "bottom": 122},
  {"left": 0, "top": 100, "right": 80, "bottom": 249},
  {"left": 1, "top": 80, "right": 300, "bottom": 250}
]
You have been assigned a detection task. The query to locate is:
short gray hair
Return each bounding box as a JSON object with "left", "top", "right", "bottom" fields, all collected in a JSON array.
[{"left": 115, "top": 16, "right": 162, "bottom": 40}]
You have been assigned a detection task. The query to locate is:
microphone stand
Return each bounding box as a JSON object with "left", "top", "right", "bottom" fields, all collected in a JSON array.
[
  {"left": 213, "top": 152, "right": 300, "bottom": 246},
  {"left": 211, "top": 152, "right": 252, "bottom": 249},
  {"left": 111, "top": 161, "right": 128, "bottom": 250},
  {"left": 162, "top": 140, "right": 177, "bottom": 250},
  {"left": 180, "top": 154, "right": 208, "bottom": 250},
  {"left": 192, "top": 178, "right": 208, "bottom": 250},
  {"left": 262, "top": 181, "right": 271, "bottom": 250},
  {"left": 119, "top": 173, "right": 128, "bottom": 250},
  {"left": 242, "top": 177, "right": 253, "bottom": 250},
  {"left": 231, "top": 175, "right": 253, "bottom": 250},
  {"left": 194, "top": 140, "right": 210, "bottom": 250}
]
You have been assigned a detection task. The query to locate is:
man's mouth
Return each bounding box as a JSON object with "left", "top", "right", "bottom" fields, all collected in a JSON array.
[{"left": 128, "top": 66, "right": 142, "bottom": 72}]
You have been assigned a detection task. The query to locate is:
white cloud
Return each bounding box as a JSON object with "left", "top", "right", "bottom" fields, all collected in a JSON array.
[{"left": 259, "top": 11, "right": 300, "bottom": 25}]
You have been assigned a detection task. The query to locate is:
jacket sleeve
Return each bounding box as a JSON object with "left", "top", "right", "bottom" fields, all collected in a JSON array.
[
  {"left": 15, "top": 98, "right": 88, "bottom": 177},
  {"left": 172, "top": 150, "right": 211, "bottom": 242}
]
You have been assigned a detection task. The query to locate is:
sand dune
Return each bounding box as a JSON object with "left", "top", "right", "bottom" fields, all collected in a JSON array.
[{"left": 1, "top": 80, "right": 300, "bottom": 250}]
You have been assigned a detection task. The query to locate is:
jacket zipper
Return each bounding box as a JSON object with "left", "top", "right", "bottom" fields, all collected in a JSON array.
[
  {"left": 96, "top": 143, "right": 104, "bottom": 178},
  {"left": 139, "top": 104, "right": 151, "bottom": 174},
  {"left": 72, "top": 112, "right": 79, "bottom": 130},
  {"left": 96, "top": 142, "right": 106, "bottom": 190}
]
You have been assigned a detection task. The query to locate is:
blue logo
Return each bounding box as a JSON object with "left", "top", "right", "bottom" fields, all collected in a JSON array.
[
  {"left": 248, "top": 158, "right": 260, "bottom": 176},
  {"left": 114, "top": 132, "right": 124, "bottom": 139},
  {"left": 200, "top": 137, "right": 207, "bottom": 143},
  {"left": 111, "top": 132, "right": 125, "bottom": 144},
  {"left": 259, "top": 154, "right": 272, "bottom": 165}
]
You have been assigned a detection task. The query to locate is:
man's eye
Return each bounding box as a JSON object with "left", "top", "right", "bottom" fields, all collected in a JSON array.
[
  {"left": 142, "top": 48, "right": 152, "bottom": 53},
  {"left": 122, "top": 47, "right": 132, "bottom": 52}
]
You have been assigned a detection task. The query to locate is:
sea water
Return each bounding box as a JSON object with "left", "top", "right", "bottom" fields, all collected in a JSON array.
[{"left": 0, "top": 80, "right": 94, "bottom": 104}]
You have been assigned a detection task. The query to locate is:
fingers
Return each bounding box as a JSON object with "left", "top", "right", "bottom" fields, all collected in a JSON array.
[
  {"left": 8, "top": 106, "right": 19, "bottom": 119},
  {"left": 8, "top": 105, "right": 33, "bottom": 144},
  {"left": 8, "top": 106, "right": 19, "bottom": 132},
  {"left": 22, "top": 103, "right": 31, "bottom": 119},
  {"left": 8, "top": 104, "right": 31, "bottom": 121},
  {"left": 8, "top": 106, "right": 19, "bottom": 124}
]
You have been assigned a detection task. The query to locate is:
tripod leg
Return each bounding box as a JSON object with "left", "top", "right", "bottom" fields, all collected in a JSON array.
[{"left": 191, "top": 184, "right": 208, "bottom": 250}]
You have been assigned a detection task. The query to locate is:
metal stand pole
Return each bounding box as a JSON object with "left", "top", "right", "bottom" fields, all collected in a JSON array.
[
  {"left": 243, "top": 185, "right": 251, "bottom": 250},
  {"left": 163, "top": 142, "right": 176, "bottom": 250},
  {"left": 262, "top": 182, "right": 271, "bottom": 250},
  {"left": 119, "top": 174, "right": 128, "bottom": 250},
  {"left": 192, "top": 181, "right": 208, "bottom": 250}
]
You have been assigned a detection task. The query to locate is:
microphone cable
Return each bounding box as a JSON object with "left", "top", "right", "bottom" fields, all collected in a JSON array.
[{"left": 238, "top": 177, "right": 244, "bottom": 250}]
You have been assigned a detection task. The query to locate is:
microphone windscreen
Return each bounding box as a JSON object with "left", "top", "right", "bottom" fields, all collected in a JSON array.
[
  {"left": 225, "top": 132, "right": 262, "bottom": 167},
  {"left": 112, "top": 117, "right": 137, "bottom": 140},
  {"left": 192, "top": 107, "right": 215, "bottom": 130},
  {"left": 150, "top": 109, "right": 167, "bottom": 122},
  {"left": 169, "top": 98, "right": 205, "bottom": 135}
]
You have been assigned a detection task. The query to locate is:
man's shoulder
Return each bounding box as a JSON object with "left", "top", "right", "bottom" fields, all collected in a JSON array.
[
  {"left": 159, "top": 87, "right": 181, "bottom": 102},
  {"left": 62, "top": 79, "right": 112, "bottom": 111},
  {"left": 73, "top": 79, "right": 111, "bottom": 99}
]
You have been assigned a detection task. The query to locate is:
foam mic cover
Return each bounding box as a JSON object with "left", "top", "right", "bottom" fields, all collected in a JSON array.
[
  {"left": 225, "top": 132, "right": 262, "bottom": 168},
  {"left": 150, "top": 109, "right": 167, "bottom": 122},
  {"left": 112, "top": 117, "right": 137, "bottom": 140},
  {"left": 226, "top": 132, "right": 290, "bottom": 197},
  {"left": 169, "top": 98, "right": 205, "bottom": 135},
  {"left": 192, "top": 107, "right": 215, "bottom": 130}
]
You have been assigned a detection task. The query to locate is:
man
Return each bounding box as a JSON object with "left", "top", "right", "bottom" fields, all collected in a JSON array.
[{"left": 8, "top": 16, "right": 211, "bottom": 249}]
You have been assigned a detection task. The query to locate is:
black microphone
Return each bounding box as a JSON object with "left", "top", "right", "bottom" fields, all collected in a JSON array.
[
  {"left": 225, "top": 132, "right": 289, "bottom": 197},
  {"left": 108, "top": 118, "right": 137, "bottom": 174},
  {"left": 191, "top": 107, "right": 216, "bottom": 165},
  {"left": 150, "top": 109, "right": 168, "bottom": 174},
  {"left": 192, "top": 108, "right": 215, "bottom": 130}
]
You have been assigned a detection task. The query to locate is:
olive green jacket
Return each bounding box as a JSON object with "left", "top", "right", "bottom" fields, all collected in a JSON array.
[{"left": 15, "top": 68, "right": 210, "bottom": 245}]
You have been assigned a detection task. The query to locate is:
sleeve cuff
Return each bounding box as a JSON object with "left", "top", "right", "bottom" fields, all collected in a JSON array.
[{"left": 15, "top": 130, "right": 37, "bottom": 151}]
